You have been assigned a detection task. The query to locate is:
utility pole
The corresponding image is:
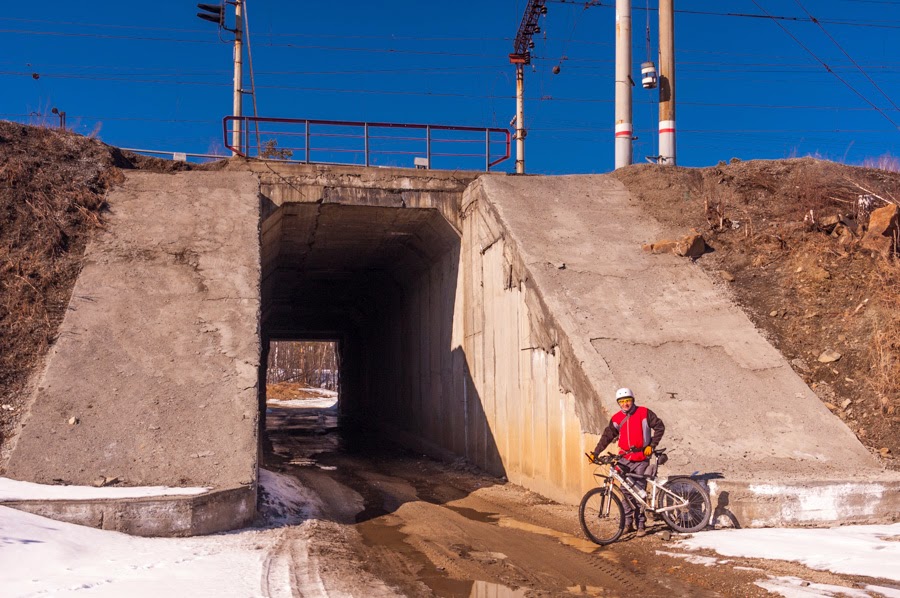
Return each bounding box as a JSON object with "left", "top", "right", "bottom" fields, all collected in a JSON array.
[
  {"left": 232, "top": 0, "right": 244, "bottom": 156},
  {"left": 658, "top": 0, "right": 676, "bottom": 165},
  {"left": 614, "top": 0, "right": 633, "bottom": 169},
  {"left": 509, "top": 0, "right": 547, "bottom": 175},
  {"left": 515, "top": 64, "right": 525, "bottom": 174},
  {"left": 198, "top": 1, "right": 244, "bottom": 156}
]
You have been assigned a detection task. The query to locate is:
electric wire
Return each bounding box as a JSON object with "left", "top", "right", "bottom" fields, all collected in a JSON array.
[
  {"left": 545, "top": 1, "right": 900, "bottom": 29},
  {"left": 793, "top": 0, "right": 900, "bottom": 112},
  {"left": 748, "top": 0, "right": 899, "bottom": 129}
]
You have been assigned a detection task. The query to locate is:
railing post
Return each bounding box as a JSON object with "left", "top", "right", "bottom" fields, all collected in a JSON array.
[
  {"left": 426, "top": 125, "right": 431, "bottom": 169},
  {"left": 485, "top": 129, "right": 490, "bottom": 171},
  {"left": 305, "top": 120, "right": 310, "bottom": 164},
  {"left": 364, "top": 123, "right": 370, "bottom": 167}
]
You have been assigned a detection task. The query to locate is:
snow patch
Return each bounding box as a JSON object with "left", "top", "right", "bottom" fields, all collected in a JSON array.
[
  {"left": 0, "top": 477, "right": 209, "bottom": 501},
  {"left": 679, "top": 523, "right": 900, "bottom": 582},
  {"left": 267, "top": 397, "right": 338, "bottom": 409},
  {"left": 0, "top": 505, "right": 268, "bottom": 597},
  {"left": 755, "top": 575, "right": 891, "bottom": 598},
  {"left": 258, "top": 468, "right": 323, "bottom": 524},
  {"left": 747, "top": 483, "right": 885, "bottom": 524},
  {"left": 655, "top": 550, "right": 722, "bottom": 566}
]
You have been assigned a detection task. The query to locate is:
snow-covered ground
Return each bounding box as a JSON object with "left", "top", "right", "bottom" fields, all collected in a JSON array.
[
  {"left": 678, "top": 524, "right": 900, "bottom": 582},
  {"left": 267, "top": 396, "right": 338, "bottom": 409},
  {"left": 266, "top": 386, "right": 338, "bottom": 409},
  {"left": 3, "top": 468, "right": 899, "bottom": 597},
  {"left": 0, "top": 478, "right": 209, "bottom": 500},
  {"left": 0, "top": 470, "right": 310, "bottom": 598}
]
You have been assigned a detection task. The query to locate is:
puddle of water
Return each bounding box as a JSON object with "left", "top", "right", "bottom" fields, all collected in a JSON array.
[
  {"left": 496, "top": 516, "right": 603, "bottom": 555},
  {"left": 358, "top": 517, "right": 474, "bottom": 596}
]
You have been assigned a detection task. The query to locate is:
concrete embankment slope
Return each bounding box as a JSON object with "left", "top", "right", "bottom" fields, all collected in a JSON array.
[
  {"left": 3, "top": 171, "right": 260, "bottom": 535},
  {"left": 473, "top": 174, "right": 899, "bottom": 526}
]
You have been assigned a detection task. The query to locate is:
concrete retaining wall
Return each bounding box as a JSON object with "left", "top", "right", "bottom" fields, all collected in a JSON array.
[{"left": 2, "top": 485, "right": 256, "bottom": 537}]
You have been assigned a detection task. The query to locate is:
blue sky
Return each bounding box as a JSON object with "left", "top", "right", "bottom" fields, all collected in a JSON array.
[{"left": 1, "top": 1, "right": 898, "bottom": 173}]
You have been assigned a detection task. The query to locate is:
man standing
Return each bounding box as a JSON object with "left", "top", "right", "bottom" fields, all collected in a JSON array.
[{"left": 591, "top": 387, "right": 665, "bottom": 535}]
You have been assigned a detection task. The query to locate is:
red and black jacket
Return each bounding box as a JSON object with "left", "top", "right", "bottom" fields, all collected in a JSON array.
[{"left": 593, "top": 405, "right": 665, "bottom": 462}]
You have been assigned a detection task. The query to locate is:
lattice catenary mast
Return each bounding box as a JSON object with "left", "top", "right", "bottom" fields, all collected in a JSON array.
[{"left": 509, "top": 0, "right": 547, "bottom": 174}]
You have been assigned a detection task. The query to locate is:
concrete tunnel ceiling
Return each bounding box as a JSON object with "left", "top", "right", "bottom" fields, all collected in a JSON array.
[{"left": 261, "top": 203, "right": 460, "bottom": 340}]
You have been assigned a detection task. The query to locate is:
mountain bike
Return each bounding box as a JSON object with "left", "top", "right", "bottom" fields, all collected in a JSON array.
[{"left": 578, "top": 449, "right": 712, "bottom": 545}]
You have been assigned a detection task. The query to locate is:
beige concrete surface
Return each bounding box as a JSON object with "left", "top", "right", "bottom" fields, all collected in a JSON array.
[
  {"left": 462, "top": 173, "right": 899, "bottom": 514},
  {"left": 4, "top": 171, "right": 261, "bottom": 496},
  {"left": 6, "top": 164, "right": 895, "bottom": 534}
]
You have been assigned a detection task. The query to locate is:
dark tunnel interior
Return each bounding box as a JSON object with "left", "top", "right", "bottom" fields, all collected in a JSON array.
[{"left": 259, "top": 202, "right": 463, "bottom": 443}]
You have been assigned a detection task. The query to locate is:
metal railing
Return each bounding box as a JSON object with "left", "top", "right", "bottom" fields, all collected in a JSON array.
[
  {"left": 223, "top": 116, "right": 511, "bottom": 172},
  {"left": 120, "top": 148, "right": 229, "bottom": 163}
]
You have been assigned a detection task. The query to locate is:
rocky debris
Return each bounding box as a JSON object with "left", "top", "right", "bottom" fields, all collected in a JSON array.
[
  {"left": 91, "top": 475, "right": 121, "bottom": 487},
  {"left": 719, "top": 270, "right": 735, "bottom": 282},
  {"left": 817, "top": 350, "right": 842, "bottom": 363},
  {"left": 643, "top": 231, "right": 707, "bottom": 259},
  {"left": 67, "top": 416, "right": 79, "bottom": 425},
  {"left": 860, "top": 203, "right": 899, "bottom": 257},
  {"left": 643, "top": 239, "right": 679, "bottom": 254}
]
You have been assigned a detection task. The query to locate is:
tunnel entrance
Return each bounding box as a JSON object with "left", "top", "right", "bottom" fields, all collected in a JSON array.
[{"left": 260, "top": 202, "right": 464, "bottom": 454}]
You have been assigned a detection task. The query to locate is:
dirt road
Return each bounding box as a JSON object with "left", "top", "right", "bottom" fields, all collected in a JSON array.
[{"left": 260, "top": 400, "right": 886, "bottom": 597}]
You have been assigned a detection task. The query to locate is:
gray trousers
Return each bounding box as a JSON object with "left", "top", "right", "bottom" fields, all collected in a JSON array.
[{"left": 619, "top": 459, "right": 650, "bottom": 526}]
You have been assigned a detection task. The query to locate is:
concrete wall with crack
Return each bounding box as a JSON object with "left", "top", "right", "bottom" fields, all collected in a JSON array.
[
  {"left": 465, "top": 173, "right": 900, "bottom": 522},
  {"left": 2, "top": 171, "right": 262, "bottom": 534}
]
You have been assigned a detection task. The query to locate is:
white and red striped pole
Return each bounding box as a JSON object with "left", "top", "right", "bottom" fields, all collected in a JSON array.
[
  {"left": 614, "top": 0, "right": 632, "bottom": 169},
  {"left": 659, "top": 0, "right": 676, "bottom": 165}
]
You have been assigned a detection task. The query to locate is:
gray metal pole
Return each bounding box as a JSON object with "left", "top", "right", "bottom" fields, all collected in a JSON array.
[
  {"left": 515, "top": 63, "right": 525, "bottom": 174},
  {"left": 659, "top": 0, "right": 676, "bottom": 165},
  {"left": 231, "top": 0, "right": 243, "bottom": 156},
  {"left": 614, "top": 0, "right": 633, "bottom": 169}
]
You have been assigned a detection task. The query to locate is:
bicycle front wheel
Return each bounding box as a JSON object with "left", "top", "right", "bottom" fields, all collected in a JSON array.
[
  {"left": 578, "top": 487, "right": 625, "bottom": 545},
  {"left": 658, "top": 477, "right": 712, "bottom": 533}
]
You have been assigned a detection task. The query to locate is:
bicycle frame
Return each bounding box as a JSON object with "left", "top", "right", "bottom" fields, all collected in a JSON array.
[{"left": 593, "top": 462, "right": 689, "bottom": 515}]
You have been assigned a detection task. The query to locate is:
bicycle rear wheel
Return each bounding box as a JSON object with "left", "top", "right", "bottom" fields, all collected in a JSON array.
[
  {"left": 578, "top": 487, "right": 625, "bottom": 545},
  {"left": 658, "top": 477, "right": 711, "bottom": 533}
]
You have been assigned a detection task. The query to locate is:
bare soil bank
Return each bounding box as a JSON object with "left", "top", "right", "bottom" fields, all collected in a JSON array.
[{"left": 614, "top": 159, "right": 899, "bottom": 467}]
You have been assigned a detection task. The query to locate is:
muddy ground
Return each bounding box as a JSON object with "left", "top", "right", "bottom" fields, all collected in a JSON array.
[{"left": 261, "top": 391, "right": 896, "bottom": 597}]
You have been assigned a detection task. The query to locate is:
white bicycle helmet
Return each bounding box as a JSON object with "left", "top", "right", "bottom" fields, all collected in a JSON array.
[{"left": 615, "top": 387, "right": 635, "bottom": 401}]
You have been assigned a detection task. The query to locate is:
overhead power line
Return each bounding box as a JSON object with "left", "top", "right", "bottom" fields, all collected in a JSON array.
[
  {"left": 748, "top": 0, "right": 899, "bottom": 129},
  {"left": 546, "top": 0, "right": 900, "bottom": 29},
  {"left": 793, "top": 0, "right": 900, "bottom": 113}
]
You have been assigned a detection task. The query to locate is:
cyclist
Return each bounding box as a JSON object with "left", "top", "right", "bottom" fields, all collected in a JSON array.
[{"left": 590, "top": 387, "right": 665, "bottom": 536}]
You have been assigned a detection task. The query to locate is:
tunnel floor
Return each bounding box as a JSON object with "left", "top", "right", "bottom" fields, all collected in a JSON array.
[{"left": 259, "top": 394, "right": 735, "bottom": 597}]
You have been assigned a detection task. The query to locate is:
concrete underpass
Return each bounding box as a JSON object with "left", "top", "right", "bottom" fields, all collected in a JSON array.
[{"left": 3, "top": 162, "right": 898, "bottom": 536}]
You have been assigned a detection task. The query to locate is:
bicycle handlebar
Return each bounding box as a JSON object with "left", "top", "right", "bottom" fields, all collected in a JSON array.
[{"left": 585, "top": 447, "right": 669, "bottom": 465}]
